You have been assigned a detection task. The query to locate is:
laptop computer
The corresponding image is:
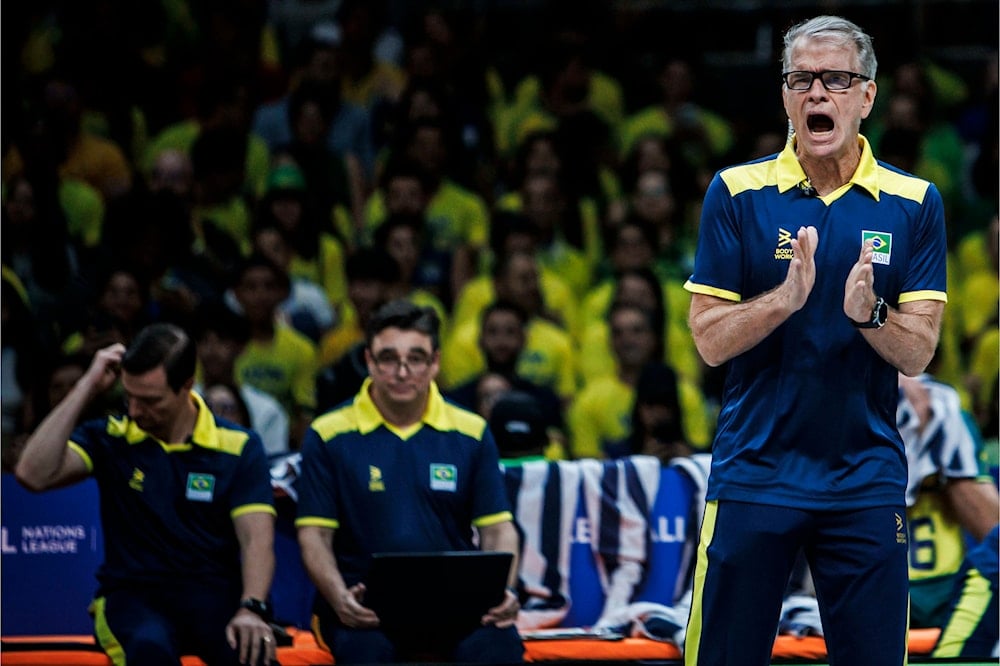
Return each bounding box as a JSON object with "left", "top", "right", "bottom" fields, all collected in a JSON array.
[{"left": 363, "top": 550, "right": 513, "bottom": 635}]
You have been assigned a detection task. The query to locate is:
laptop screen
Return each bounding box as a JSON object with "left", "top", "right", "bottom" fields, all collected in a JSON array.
[{"left": 363, "top": 551, "right": 513, "bottom": 634}]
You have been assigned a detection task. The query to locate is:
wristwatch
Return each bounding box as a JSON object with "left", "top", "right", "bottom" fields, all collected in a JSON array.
[
  {"left": 239, "top": 597, "right": 273, "bottom": 621},
  {"left": 850, "top": 296, "right": 888, "bottom": 329}
]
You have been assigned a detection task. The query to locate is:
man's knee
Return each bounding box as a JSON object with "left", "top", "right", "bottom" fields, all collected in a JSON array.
[
  {"left": 331, "top": 626, "right": 396, "bottom": 663},
  {"left": 453, "top": 625, "right": 524, "bottom": 663},
  {"left": 121, "top": 632, "right": 177, "bottom": 666}
]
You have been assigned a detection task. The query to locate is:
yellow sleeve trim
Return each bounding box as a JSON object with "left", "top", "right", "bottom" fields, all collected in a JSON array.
[
  {"left": 295, "top": 517, "right": 339, "bottom": 529},
  {"left": 67, "top": 441, "right": 93, "bottom": 473},
  {"left": 898, "top": 290, "right": 947, "bottom": 304},
  {"left": 472, "top": 511, "right": 514, "bottom": 528},
  {"left": 231, "top": 503, "right": 277, "bottom": 519},
  {"left": 684, "top": 280, "right": 741, "bottom": 302}
]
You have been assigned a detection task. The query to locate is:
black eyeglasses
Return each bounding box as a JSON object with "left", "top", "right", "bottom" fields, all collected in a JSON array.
[
  {"left": 782, "top": 70, "right": 871, "bottom": 91},
  {"left": 372, "top": 350, "right": 433, "bottom": 375}
]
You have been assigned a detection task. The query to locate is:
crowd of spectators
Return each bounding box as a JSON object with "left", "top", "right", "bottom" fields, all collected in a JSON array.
[{"left": 2, "top": 0, "right": 997, "bottom": 466}]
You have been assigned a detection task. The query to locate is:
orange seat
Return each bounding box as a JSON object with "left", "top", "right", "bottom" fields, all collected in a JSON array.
[
  {"left": 0, "top": 629, "right": 335, "bottom": 666},
  {"left": 0, "top": 624, "right": 945, "bottom": 664}
]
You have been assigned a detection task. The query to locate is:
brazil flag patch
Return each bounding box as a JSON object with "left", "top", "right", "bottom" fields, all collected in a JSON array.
[
  {"left": 429, "top": 463, "right": 457, "bottom": 491},
  {"left": 186, "top": 473, "right": 216, "bottom": 502}
]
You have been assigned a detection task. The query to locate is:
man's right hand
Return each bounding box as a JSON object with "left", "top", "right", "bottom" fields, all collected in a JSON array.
[
  {"left": 333, "top": 582, "right": 380, "bottom": 628},
  {"left": 84, "top": 343, "right": 126, "bottom": 397},
  {"left": 782, "top": 225, "right": 819, "bottom": 312}
]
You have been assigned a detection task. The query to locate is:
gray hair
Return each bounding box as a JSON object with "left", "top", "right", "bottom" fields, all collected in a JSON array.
[{"left": 782, "top": 16, "right": 877, "bottom": 81}]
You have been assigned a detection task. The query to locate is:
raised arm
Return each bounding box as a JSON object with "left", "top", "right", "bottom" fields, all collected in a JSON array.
[
  {"left": 15, "top": 343, "right": 125, "bottom": 491},
  {"left": 689, "top": 226, "right": 819, "bottom": 366},
  {"left": 844, "top": 240, "right": 944, "bottom": 376}
]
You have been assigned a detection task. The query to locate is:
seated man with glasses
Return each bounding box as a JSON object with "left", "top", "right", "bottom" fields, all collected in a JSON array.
[{"left": 295, "top": 299, "right": 524, "bottom": 664}]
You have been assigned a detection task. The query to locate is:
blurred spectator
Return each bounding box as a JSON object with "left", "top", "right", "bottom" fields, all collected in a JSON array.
[
  {"left": 628, "top": 361, "right": 690, "bottom": 464},
  {"left": 98, "top": 189, "right": 216, "bottom": 327},
  {"left": 899, "top": 372, "right": 999, "bottom": 630},
  {"left": 1, "top": 172, "right": 82, "bottom": 348},
  {"left": 266, "top": 0, "right": 343, "bottom": 63},
  {"left": 188, "top": 124, "right": 255, "bottom": 259},
  {"left": 254, "top": 162, "right": 349, "bottom": 308},
  {"left": 148, "top": 149, "right": 195, "bottom": 200},
  {"left": 568, "top": 302, "right": 663, "bottom": 459},
  {"left": 373, "top": 212, "right": 450, "bottom": 333},
  {"left": 619, "top": 58, "right": 734, "bottom": 185},
  {"left": 273, "top": 80, "right": 366, "bottom": 233},
  {"left": 230, "top": 253, "right": 318, "bottom": 447},
  {"left": 364, "top": 117, "right": 490, "bottom": 297},
  {"left": 446, "top": 300, "right": 566, "bottom": 455},
  {"left": 4, "top": 76, "right": 133, "bottom": 202},
  {"left": 441, "top": 250, "right": 577, "bottom": 405},
  {"left": 579, "top": 264, "right": 701, "bottom": 390},
  {"left": 252, "top": 26, "right": 376, "bottom": 178},
  {"left": 194, "top": 304, "right": 290, "bottom": 456},
  {"left": 202, "top": 382, "right": 253, "bottom": 429},
  {"left": 511, "top": 170, "right": 597, "bottom": 299},
  {"left": 60, "top": 265, "right": 150, "bottom": 360},
  {"left": 1, "top": 275, "right": 40, "bottom": 447},
  {"left": 250, "top": 221, "right": 335, "bottom": 344},
  {"left": 142, "top": 68, "right": 270, "bottom": 202},
  {"left": 335, "top": 0, "right": 407, "bottom": 111},
  {"left": 499, "top": 24, "right": 623, "bottom": 165},
  {"left": 489, "top": 390, "right": 549, "bottom": 465},
  {"left": 577, "top": 267, "right": 711, "bottom": 449},
  {"left": 317, "top": 247, "right": 399, "bottom": 368},
  {"left": 611, "top": 169, "right": 691, "bottom": 282}
]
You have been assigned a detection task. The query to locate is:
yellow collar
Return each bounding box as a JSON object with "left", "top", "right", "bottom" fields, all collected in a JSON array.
[
  {"left": 354, "top": 377, "right": 453, "bottom": 435},
  {"left": 119, "top": 391, "right": 220, "bottom": 451},
  {"left": 777, "top": 135, "right": 880, "bottom": 201}
]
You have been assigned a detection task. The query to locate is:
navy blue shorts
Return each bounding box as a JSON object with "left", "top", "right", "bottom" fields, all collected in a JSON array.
[{"left": 684, "top": 500, "right": 909, "bottom": 666}]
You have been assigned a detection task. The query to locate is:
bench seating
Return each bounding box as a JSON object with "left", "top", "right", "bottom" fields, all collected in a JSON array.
[
  {"left": 0, "top": 628, "right": 944, "bottom": 664},
  {"left": 1, "top": 461, "right": 950, "bottom": 663}
]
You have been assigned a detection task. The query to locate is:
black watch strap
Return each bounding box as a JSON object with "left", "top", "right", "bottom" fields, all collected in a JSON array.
[
  {"left": 850, "top": 296, "right": 888, "bottom": 329},
  {"left": 239, "top": 597, "right": 272, "bottom": 621}
]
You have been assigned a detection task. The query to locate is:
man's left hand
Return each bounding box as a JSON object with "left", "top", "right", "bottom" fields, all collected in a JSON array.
[
  {"left": 226, "top": 608, "right": 275, "bottom": 665},
  {"left": 482, "top": 588, "right": 520, "bottom": 628}
]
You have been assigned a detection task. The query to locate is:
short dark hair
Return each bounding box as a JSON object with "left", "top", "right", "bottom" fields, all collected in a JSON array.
[
  {"left": 192, "top": 302, "right": 250, "bottom": 346},
  {"left": 481, "top": 300, "right": 529, "bottom": 329},
  {"left": 122, "top": 323, "right": 197, "bottom": 392},
  {"left": 234, "top": 253, "right": 292, "bottom": 292},
  {"left": 365, "top": 299, "right": 441, "bottom": 350},
  {"left": 373, "top": 212, "right": 426, "bottom": 249},
  {"left": 346, "top": 247, "right": 401, "bottom": 284}
]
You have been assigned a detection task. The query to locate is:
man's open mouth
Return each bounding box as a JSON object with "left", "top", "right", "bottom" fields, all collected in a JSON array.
[{"left": 807, "top": 114, "right": 835, "bottom": 132}]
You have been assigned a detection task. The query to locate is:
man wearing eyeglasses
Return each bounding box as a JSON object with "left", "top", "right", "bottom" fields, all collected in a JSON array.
[
  {"left": 296, "top": 299, "right": 524, "bottom": 663},
  {"left": 682, "top": 15, "right": 946, "bottom": 666}
]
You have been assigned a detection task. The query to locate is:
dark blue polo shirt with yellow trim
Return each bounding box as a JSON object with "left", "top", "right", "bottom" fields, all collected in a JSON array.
[
  {"left": 684, "top": 136, "right": 948, "bottom": 511},
  {"left": 296, "top": 378, "right": 513, "bottom": 587},
  {"left": 69, "top": 391, "right": 275, "bottom": 591}
]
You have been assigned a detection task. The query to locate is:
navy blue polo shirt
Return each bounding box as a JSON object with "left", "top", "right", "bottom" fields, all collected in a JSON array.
[
  {"left": 69, "top": 391, "right": 275, "bottom": 590},
  {"left": 296, "top": 379, "right": 513, "bottom": 587},
  {"left": 684, "top": 136, "right": 948, "bottom": 510}
]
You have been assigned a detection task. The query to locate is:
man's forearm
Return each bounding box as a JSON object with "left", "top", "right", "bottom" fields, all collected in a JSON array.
[
  {"left": 858, "top": 301, "right": 943, "bottom": 377},
  {"left": 298, "top": 526, "right": 350, "bottom": 607},
  {"left": 688, "top": 290, "right": 795, "bottom": 367},
  {"left": 15, "top": 380, "right": 94, "bottom": 490},
  {"left": 946, "top": 479, "right": 1000, "bottom": 542},
  {"left": 237, "top": 516, "right": 276, "bottom": 604},
  {"left": 479, "top": 521, "right": 520, "bottom": 588}
]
